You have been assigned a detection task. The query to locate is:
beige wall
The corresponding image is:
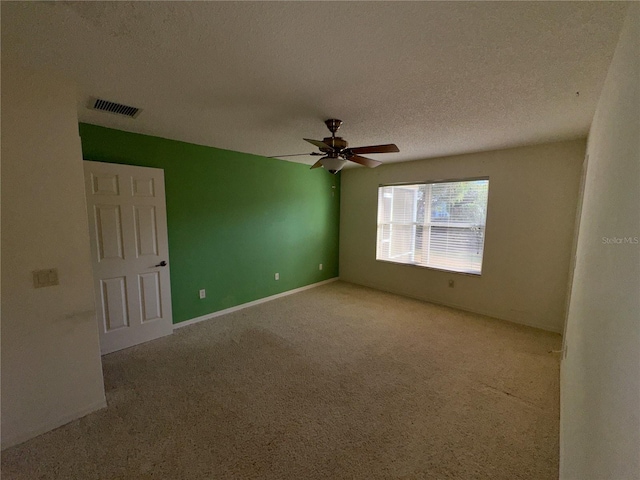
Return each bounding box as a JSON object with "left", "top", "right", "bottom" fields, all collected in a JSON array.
[
  {"left": 560, "top": 4, "right": 640, "bottom": 479},
  {"left": 1, "top": 64, "right": 106, "bottom": 448},
  {"left": 340, "top": 139, "right": 585, "bottom": 332}
]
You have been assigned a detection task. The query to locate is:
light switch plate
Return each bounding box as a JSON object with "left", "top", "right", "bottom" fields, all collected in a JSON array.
[{"left": 33, "top": 268, "right": 59, "bottom": 288}]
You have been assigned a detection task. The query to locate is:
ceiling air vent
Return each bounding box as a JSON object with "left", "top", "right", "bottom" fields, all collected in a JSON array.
[{"left": 91, "top": 98, "right": 141, "bottom": 118}]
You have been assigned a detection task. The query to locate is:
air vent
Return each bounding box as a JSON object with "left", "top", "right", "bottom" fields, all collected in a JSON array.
[{"left": 91, "top": 98, "right": 141, "bottom": 118}]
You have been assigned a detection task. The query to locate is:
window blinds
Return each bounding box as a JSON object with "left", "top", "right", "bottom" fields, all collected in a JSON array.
[{"left": 376, "top": 179, "right": 489, "bottom": 274}]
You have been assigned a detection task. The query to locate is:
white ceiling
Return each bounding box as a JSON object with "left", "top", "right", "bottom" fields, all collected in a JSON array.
[{"left": 1, "top": 1, "right": 628, "bottom": 166}]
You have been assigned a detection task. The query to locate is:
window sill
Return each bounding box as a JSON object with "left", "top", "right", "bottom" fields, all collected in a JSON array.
[{"left": 375, "top": 258, "right": 483, "bottom": 277}]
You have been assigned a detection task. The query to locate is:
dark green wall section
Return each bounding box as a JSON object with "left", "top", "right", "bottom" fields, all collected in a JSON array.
[{"left": 79, "top": 123, "right": 340, "bottom": 324}]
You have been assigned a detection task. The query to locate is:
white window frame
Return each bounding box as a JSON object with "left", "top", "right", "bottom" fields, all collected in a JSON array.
[{"left": 376, "top": 177, "right": 490, "bottom": 275}]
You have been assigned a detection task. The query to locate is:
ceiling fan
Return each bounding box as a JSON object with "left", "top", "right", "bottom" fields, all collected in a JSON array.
[{"left": 271, "top": 119, "right": 400, "bottom": 174}]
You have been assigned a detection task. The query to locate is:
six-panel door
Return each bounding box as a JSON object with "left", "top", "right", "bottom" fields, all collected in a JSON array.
[{"left": 84, "top": 161, "right": 173, "bottom": 354}]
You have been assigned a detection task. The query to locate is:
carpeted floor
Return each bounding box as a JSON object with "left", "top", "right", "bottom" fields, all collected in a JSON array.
[{"left": 1, "top": 281, "right": 561, "bottom": 479}]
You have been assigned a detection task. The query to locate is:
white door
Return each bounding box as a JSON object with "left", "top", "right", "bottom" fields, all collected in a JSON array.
[{"left": 84, "top": 161, "right": 173, "bottom": 355}]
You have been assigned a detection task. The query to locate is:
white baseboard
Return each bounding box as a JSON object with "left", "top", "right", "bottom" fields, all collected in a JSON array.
[
  {"left": 174, "top": 277, "right": 340, "bottom": 330},
  {"left": 342, "top": 279, "right": 562, "bottom": 334},
  {"left": 1, "top": 398, "right": 107, "bottom": 450}
]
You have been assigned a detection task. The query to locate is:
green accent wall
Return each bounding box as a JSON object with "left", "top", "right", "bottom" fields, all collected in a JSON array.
[{"left": 79, "top": 123, "right": 340, "bottom": 324}]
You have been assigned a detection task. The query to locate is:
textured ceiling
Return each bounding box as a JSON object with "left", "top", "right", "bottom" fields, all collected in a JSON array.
[{"left": 1, "top": 1, "right": 628, "bottom": 166}]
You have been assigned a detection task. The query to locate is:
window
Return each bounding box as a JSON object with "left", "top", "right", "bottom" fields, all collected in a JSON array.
[{"left": 376, "top": 179, "right": 489, "bottom": 274}]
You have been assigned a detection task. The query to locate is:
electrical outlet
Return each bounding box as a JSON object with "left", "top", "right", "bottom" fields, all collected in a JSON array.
[
  {"left": 275, "top": 273, "right": 279, "bottom": 280},
  {"left": 199, "top": 289, "right": 206, "bottom": 299},
  {"left": 319, "top": 263, "right": 323, "bottom": 270},
  {"left": 448, "top": 279, "right": 455, "bottom": 288}
]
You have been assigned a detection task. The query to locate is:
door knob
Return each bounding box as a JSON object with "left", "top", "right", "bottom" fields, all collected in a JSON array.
[{"left": 154, "top": 261, "right": 167, "bottom": 267}]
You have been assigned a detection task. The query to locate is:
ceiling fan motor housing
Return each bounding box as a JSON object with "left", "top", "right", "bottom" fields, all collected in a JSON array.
[{"left": 321, "top": 136, "right": 348, "bottom": 152}]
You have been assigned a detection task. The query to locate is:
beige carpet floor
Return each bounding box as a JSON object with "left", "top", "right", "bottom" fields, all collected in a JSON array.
[{"left": 1, "top": 281, "right": 561, "bottom": 479}]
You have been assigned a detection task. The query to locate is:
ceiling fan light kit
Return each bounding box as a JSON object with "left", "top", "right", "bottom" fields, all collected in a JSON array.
[
  {"left": 272, "top": 119, "right": 400, "bottom": 175},
  {"left": 320, "top": 156, "right": 347, "bottom": 175}
]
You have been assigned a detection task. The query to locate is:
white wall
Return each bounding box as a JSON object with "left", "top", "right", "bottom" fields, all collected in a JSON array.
[
  {"left": 340, "top": 139, "right": 585, "bottom": 332},
  {"left": 1, "top": 64, "right": 106, "bottom": 448},
  {"left": 560, "top": 5, "right": 640, "bottom": 479}
]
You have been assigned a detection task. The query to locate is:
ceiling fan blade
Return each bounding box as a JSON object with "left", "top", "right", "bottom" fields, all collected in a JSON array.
[
  {"left": 347, "top": 154, "right": 382, "bottom": 168},
  {"left": 348, "top": 144, "right": 399, "bottom": 155},
  {"left": 269, "top": 152, "right": 322, "bottom": 158},
  {"left": 304, "top": 138, "right": 334, "bottom": 151},
  {"left": 310, "top": 159, "right": 324, "bottom": 169}
]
